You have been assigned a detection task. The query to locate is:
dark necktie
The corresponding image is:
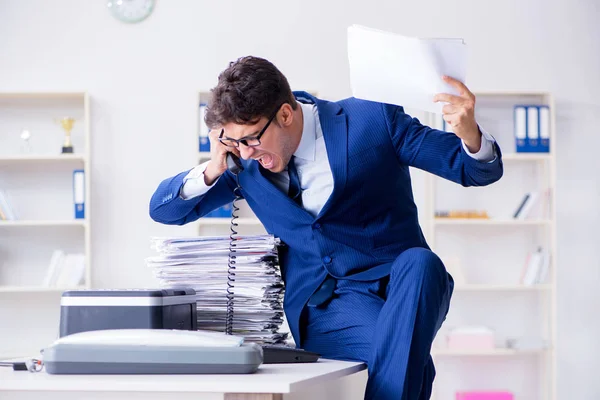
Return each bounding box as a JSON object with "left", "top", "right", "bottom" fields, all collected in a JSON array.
[{"left": 287, "top": 156, "right": 302, "bottom": 206}]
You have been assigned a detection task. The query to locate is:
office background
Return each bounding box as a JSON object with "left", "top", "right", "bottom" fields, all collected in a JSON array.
[{"left": 0, "top": 0, "right": 598, "bottom": 398}]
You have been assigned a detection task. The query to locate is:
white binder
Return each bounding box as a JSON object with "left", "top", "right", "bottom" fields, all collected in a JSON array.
[
  {"left": 527, "top": 106, "right": 539, "bottom": 149},
  {"left": 73, "top": 169, "right": 85, "bottom": 219}
]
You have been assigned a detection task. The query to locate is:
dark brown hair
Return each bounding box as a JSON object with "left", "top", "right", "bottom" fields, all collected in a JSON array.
[{"left": 205, "top": 56, "right": 297, "bottom": 129}]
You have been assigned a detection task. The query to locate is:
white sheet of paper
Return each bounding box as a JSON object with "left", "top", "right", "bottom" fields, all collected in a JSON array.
[{"left": 347, "top": 24, "right": 468, "bottom": 114}]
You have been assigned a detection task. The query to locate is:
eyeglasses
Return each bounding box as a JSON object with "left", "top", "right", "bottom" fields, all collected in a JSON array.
[{"left": 218, "top": 105, "right": 281, "bottom": 148}]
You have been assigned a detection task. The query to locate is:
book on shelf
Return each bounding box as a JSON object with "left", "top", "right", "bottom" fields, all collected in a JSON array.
[
  {"left": 0, "top": 190, "right": 17, "bottom": 220},
  {"left": 512, "top": 189, "right": 551, "bottom": 220},
  {"left": 513, "top": 192, "right": 538, "bottom": 219},
  {"left": 520, "top": 247, "right": 550, "bottom": 286},
  {"left": 435, "top": 210, "right": 489, "bottom": 219},
  {"left": 43, "top": 250, "right": 85, "bottom": 288}
]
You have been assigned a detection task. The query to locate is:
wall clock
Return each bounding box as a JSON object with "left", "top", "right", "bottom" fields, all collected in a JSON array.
[{"left": 107, "top": 0, "right": 155, "bottom": 23}]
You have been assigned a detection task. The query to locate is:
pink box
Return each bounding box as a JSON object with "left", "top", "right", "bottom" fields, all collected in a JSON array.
[
  {"left": 446, "top": 329, "right": 495, "bottom": 350},
  {"left": 456, "top": 391, "right": 513, "bottom": 400},
  {"left": 447, "top": 334, "right": 494, "bottom": 350}
]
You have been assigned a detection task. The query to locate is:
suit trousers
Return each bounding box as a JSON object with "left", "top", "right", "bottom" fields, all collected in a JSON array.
[{"left": 300, "top": 248, "right": 454, "bottom": 400}]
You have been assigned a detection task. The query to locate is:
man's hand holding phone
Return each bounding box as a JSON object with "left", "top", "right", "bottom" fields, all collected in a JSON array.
[{"left": 204, "top": 129, "right": 241, "bottom": 185}]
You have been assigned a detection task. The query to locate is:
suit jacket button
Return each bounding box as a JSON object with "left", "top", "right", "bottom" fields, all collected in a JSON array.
[
  {"left": 313, "top": 223, "right": 321, "bottom": 229},
  {"left": 323, "top": 256, "right": 332, "bottom": 264}
]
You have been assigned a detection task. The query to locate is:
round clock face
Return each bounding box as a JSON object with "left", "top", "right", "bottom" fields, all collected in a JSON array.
[{"left": 107, "top": 0, "right": 155, "bottom": 23}]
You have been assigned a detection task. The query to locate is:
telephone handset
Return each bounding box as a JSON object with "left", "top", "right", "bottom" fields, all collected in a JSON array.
[
  {"left": 225, "top": 151, "right": 243, "bottom": 335},
  {"left": 226, "top": 153, "right": 244, "bottom": 175}
]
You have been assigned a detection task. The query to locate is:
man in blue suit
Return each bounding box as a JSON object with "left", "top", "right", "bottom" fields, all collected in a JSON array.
[{"left": 150, "top": 56, "right": 503, "bottom": 399}]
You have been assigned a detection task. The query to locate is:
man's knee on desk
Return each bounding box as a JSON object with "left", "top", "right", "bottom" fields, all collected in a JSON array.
[
  {"left": 300, "top": 248, "right": 452, "bottom": 358},
  {"left": 388, "top": 247, "right": 451, "bottom": 293}
]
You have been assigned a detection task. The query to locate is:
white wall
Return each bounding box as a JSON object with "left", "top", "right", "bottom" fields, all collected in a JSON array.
[{"left": 0, "top": 0, "right": 599, "bottom": 398}]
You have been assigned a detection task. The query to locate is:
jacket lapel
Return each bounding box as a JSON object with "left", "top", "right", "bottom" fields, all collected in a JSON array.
[
  {"left": 315, "top": 99, "right": 348, "bottom": 218},
  {"left": 244, "top": 160, "right": 312, "bottom": 222},
  {"left": 241, "top": 92, "right": 348, "bottom": 221}
]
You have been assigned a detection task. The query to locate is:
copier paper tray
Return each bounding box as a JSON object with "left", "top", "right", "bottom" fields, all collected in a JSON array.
[{"left": 42, "top": 329, "right": 263, "bottom": 374}]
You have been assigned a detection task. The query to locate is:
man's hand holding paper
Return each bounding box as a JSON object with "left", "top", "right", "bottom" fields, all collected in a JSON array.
[
  {"left": 434, "top": 75, "right": 481, "bottom": 152},
  {"left": 347, "top": 24, "right": 469, "bottom": 114},
  {"left": 347, "top": 24, "right": 482, "bottom": 151}
]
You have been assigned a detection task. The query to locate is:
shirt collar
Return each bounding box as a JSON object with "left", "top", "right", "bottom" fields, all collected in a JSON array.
[{"left": 293, "top": 102, "right": 317, "bottom": 162}]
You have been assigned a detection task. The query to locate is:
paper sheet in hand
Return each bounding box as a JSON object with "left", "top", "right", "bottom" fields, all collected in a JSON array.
[{"left": 347, "top": 24, "right": 468, "bottom": 114}]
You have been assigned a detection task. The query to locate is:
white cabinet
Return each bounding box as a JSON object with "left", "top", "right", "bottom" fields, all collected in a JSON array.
[
  {"left": 425, "top": 92, "right": 557, "bottom": 400},
  {"left": 0, "top": 93, "right": 91, "bottom": 292}
]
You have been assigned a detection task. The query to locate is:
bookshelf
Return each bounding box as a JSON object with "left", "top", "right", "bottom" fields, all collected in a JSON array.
[
  {"left": 0, "top": 285, "right": 87, "bottom": 293},
  {"left": 433, "top": 219, "right": 552, "bottom": 226},
  {"left": 0, "top": 220, "right": 88, "bottom": 227},
  {"left": 453, "top": 284, "right": 552, "bottom": 292},
  {"left": 432, "top": 348, "right": 547, "bottom": 357},
  {"left": 0, "top": 154, "right": 87, "bottom": 163},
  {"left": 424, "top": 92, "right": 557, "bottom": 400},
  {"left": 0, "top": 93, "right": 91, "bottom": 292}
]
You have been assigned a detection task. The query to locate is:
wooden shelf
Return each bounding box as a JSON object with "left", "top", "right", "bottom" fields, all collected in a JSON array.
[
  {"left": 501, "top": 153, "right": 552, "bottom": 161},
  {"left": 434, "top": 219, "right": 552, "bottom": 226},
  {"left": 454, "top": 284, "right": 552, "bottom": 291},
  {"left": 0, "top": 154, "right": 86, "bottom": 163},
  {"left": 0, "top": 220, "right": 87, "bottom": 227},
  {"left": 474, "top": 91, "right": 551, "bottom": 97},
  {"left": 431, "top": 348, "right": 547, "bottom": 356},
  {"left": 0, "top": 285, "right": 86, "bottom": 293},
  {"left": 0, "top": 92, "right": 86, "bottom": 100}
]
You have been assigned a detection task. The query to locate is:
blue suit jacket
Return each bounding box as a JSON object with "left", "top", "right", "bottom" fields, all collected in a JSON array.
[{"left": 149, "top": 91, "right": 503, "bottom": 345}]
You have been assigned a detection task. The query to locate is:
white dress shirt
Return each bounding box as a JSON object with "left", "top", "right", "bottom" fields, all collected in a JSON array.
[{"left": 180, "top": 102, "right": 497, "bottom": 217}]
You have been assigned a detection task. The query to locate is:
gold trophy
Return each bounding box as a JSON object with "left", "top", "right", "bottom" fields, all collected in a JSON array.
[{"left": 58, "top": 117, "right": 75, "bottom": 154}]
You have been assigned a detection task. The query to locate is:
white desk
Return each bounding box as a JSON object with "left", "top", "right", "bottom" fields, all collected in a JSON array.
[{"left": 0, "top": 359, "right": 367, "bottom": 400}]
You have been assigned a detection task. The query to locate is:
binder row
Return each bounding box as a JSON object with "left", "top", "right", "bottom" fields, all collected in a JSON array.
[
  {"left": 146, "top": 235, "right": 288, "bottom": 344},
  {"left": 514, "top": 105, "right": 550, "bottom": 153},
  {"left": 434, "top": 104, "right": 551, "bottom": 154}
]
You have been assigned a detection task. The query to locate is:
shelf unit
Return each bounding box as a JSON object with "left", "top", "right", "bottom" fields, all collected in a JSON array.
[
  {"left": 0, "top": 285, "right": 87, "bottom": 293},
  {"left": 433, "top": 218, "right": 552, "bottom": 226},
  {"left": 0, "top": 92, "right": 91, "bottom": 292},
  {"left": 432, "top": 348, "right": 548, "bottom": 357},
  {"left": 0, "top": 154, "right": 87, "bottom": 163},
  {"left": 0, "top": 220, "right": 88, "bottom": 227},
  {"left": 453, "top": 284, "right": 552, "bottom": 292},
  {"left": 424, "top": 92, "right": 557, "bottom": 400}
]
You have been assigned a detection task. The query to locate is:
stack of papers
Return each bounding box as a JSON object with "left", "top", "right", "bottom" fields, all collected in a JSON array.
[
  {"left": 146, "top": 235, "right": 288, "bottom": 344},
  {"left": 347, "top": 24, "right": 468, "bottom": 114}
]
